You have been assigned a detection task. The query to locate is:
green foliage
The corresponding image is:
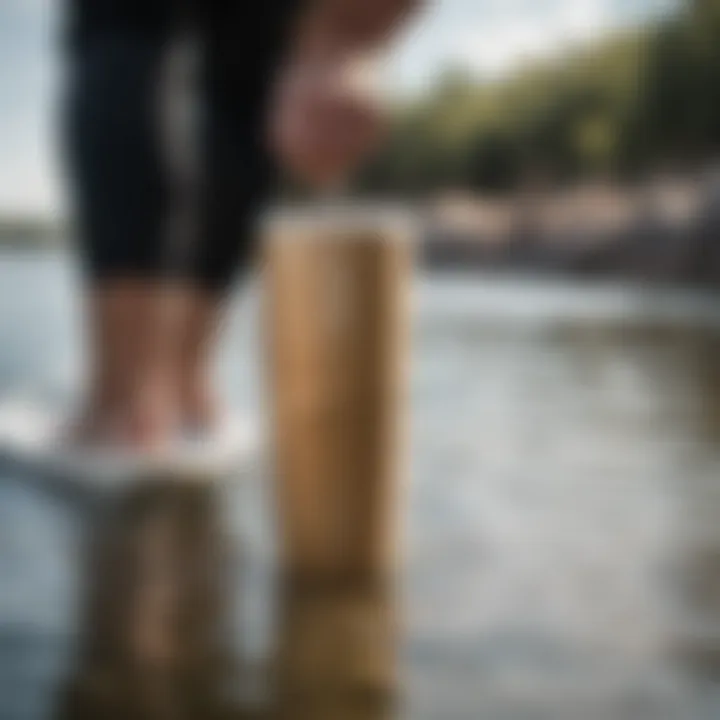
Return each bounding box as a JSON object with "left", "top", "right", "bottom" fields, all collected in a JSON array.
[{"left": 356, "top": 2, "right": 720, "bottom": 196}]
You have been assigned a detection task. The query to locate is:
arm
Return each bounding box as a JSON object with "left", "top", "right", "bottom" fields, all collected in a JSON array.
[{"left": 271, "top": 0, "right": 424, "bottom": 189}]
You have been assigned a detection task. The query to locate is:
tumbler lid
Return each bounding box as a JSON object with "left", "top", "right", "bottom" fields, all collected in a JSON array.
[{"left": 262, "top": 203, "right": 418, "bottom": 240}]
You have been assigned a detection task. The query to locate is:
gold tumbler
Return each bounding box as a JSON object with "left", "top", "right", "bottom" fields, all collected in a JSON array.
[{"left": 263, "top": 208, "right": 414, "bottom": 581}]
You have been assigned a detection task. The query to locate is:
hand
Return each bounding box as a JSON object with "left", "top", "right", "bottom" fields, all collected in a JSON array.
[
  {"left": 269, "top": 53, "right": 385, "bottom": 191},
  {"left": 312, "top": 0, "right": 422, "bottom": 47}
]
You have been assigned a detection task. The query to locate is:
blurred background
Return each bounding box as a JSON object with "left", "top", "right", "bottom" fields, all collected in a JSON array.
[{"left": 3, "top": 1, "right": 720, "bottom": 718}]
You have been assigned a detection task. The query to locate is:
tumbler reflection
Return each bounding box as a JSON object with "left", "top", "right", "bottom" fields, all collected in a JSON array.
[{"left": 272, "top": 577, "right": 396, "bottom": 720}]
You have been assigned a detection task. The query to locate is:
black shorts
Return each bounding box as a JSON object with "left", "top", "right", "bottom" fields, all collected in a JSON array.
[{"left": 65, "top": 0, "right": 301, "bottom": 291}]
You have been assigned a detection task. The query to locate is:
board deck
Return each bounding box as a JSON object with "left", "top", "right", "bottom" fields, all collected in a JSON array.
[{"left": 0, "top": 399, "right": 260, "bottom": 486}]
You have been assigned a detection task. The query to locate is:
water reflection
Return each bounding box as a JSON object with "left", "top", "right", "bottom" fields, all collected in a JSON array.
[
  {"left": 56, "top": 479, "right": 396, "bottom": 720},
  {"left": 59, "top": 480, "right": 236, "bottom": 719}
]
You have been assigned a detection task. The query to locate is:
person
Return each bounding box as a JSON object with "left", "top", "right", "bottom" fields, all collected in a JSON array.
[{"left": 64, "top": 0, "right": 420, "bottom": 448}]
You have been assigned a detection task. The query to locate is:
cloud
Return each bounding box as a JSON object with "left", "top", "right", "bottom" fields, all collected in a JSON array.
[
  {"left": 453, "top": 0, "right": 614, "bottom": 78},
  {"left": 390, "top": 0, "right": 667, "bottom": 92}
]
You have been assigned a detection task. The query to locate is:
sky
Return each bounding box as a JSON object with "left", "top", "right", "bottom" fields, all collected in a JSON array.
[{"left": 0, "top": 0, "right": 675, "bottom": 217}]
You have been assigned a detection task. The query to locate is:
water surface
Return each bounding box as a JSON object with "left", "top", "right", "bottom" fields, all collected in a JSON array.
[{"left": 2, "top": 254, "right": 720, "bottom": 718}]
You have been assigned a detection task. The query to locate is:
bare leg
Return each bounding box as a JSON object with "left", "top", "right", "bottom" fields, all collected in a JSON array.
[
  {"left": 74, "top": 281, "right": 182, "bottom": 449},
  {"left": 175, "top": 288, "right": 224, "bottom": 434}
]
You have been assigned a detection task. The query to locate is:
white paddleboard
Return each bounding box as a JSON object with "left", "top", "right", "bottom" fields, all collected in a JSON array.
[{"left": 0, "top": 399, "right": 261, "bottom": 487}]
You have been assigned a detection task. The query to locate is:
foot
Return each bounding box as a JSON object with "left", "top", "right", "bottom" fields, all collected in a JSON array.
[
  {"left": 68, "top": 383, "right": 178, "bottom": 453},
  {"left": 66, "top": 402, "right": 124, "bottom": 448},
  {"left": 123, "top": 378, "right": 180, "bottom": 451},
  {"left": 175, "top": 375, "right": 221, "bottom": 437}
]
